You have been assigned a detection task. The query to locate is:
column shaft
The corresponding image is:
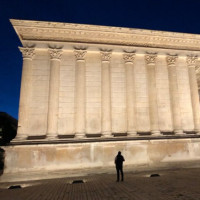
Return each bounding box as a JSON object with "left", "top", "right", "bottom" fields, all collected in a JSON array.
[
  {"left": 74, "top": 50, "right": 86, "bottom": 138},
  {"left": 47, "top": 60, "right": 60, "bottom": 137},
  {"left": 16, "top": 48, "right": 35, "bottom": 140},
  {"left": 187, "top": 56, "right": 200, "bottom": 132},
  {"left": 124, "top": 53, "right": 137, "bottom": 136},
  {"left": 167, "top": 55, "right": 183, "bottom": 134},
  {"left": 47, "top": 49, "right": 62, "bottom": 139},
  {"left": 145, "top": 54, "right": 160, "bottom": 135},
  {"left": 101, "top": 51, "right": 112, "bottom": 137},
  {"left": 101, "top": 61, "right": 112, "bottom": 136}
]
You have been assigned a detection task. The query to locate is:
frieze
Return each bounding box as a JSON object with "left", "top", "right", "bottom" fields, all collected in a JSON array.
[{"left": 18, "top": 27, "right": 200, "bottom": 50}]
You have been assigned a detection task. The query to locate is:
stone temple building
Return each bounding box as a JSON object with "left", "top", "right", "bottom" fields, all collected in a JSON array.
[{"left": 3, "top": 19, "right": 200, "bottom": 180}]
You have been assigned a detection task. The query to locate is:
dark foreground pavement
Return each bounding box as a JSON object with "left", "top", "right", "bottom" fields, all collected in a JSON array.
[{"left": 1, "top": 168, "right": 200, "bottom": 200}]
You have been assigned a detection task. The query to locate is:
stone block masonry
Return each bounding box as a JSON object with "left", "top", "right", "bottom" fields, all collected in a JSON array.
[{"left": 4, "top": 19, "right": 200, "bottom": 180}]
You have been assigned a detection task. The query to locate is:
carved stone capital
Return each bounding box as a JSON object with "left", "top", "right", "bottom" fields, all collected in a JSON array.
[
  {"left": 100, "top": 51, "right": 112, "bottom": 62},
  {"left": 166, "top": 55, "right": 178, "bottom": 66},
  {"left": 19, "top": 47, "right": 35, "bottom": 59},
  {"left": 145, "top": 53, "right": 157, "bottom": 65},
  {"left": 49, "top": 49, "right": 63, "bottom": 60},
  {"left": 187, "top": 55, "right": 198, "bottom": 67},
  {"left": 74, "top": 50, "right": 87, "bottom": 61},
  {"left": 123, "top": 53, "right": 135, "bottom": 63}
]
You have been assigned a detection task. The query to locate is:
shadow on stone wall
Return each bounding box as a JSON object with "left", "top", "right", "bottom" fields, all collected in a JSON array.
[{"left": 0, "top": 148, "right": 5, "bottom": 175}]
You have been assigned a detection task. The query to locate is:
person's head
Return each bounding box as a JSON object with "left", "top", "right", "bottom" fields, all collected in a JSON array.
[{"left": 118, "top": 151, "right": 121, "bottom": 155}]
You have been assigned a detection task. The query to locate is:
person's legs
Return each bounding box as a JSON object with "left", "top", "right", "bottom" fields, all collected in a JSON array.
[
  {"left": 116, "top": 167, "right": 119, "bottom": 181},
  {"left": 121, "top": 167, "right": 124, "bottom": 181}
]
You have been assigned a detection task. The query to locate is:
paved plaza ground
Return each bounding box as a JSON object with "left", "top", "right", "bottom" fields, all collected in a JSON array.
[{"left": 1, "top": 167, "right": 200, "bottom": 200}]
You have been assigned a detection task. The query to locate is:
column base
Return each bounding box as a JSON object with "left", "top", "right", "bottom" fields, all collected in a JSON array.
[
  {"left": 75, "top": 133, "right": 85, "bottom": 139},
  {"left": 151, "top": 130, "right": 161, "bottom": 136},
  {"left": 127, "top": 131, "right": 137, "bottom": 137},
  {"left": 174, "top": 130, "right": 184, "bottom": 135},
  {"left": 194, "top": 129, "right": 200, "bottom": 135},
  {"left": 101, "top": 131, "right": 113, "bottom": 138},
  {"left": 13, "top": 134, "right": 28, "bottom": 141},
  {"left": 46, "top": 134, "right": 58, "bottom": 140}
]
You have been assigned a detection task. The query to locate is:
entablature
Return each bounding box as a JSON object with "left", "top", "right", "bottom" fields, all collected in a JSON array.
[{"left": 10, "top": 19, "right": 200, "bottom": 51}]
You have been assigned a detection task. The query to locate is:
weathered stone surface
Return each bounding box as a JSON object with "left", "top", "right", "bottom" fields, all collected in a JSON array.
[
  {"left": 7, "top": 19, "right": 200, "bottom": 179},
  {"left": 11, "top": 20, "right": 200, "bottom": 137},
  {"left": 3, "top": 138, "right": 200, "bottom": 175}
]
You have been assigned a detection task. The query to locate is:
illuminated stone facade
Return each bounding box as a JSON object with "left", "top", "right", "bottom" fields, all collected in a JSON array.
[{"left": 2, "top": 19, "right": 200, "bottom": 181}]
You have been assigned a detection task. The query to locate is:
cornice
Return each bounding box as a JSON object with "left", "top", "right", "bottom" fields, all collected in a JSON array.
[{"left": 10, "top": 19, "right": 200, "bottom": 51}]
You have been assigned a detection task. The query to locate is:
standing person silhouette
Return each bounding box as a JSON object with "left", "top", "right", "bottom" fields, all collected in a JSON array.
[{"left": 115, "top": 151, "right": 125, "bottom": 182}]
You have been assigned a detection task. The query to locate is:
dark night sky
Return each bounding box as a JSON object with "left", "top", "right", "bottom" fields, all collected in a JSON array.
[{"left": 1, "top": 0, "right": 200, "bottom": 119}]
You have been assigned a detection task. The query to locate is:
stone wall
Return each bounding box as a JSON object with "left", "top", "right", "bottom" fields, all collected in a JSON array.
[
  {"left": 18, "top": 50, "right": 198, "bottom": 137},
  {"left": 7, "top": 20, "right": 200, "bottom": 181},
  {"left": 3, "top": 139, "right": 200, "bottom": 174}
]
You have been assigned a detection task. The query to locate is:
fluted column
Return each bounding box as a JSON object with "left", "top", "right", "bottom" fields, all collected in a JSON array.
[
  {"left": 16, "top": 47, "right": 35, "bottom": 140},
  {"left": 46, "top": 49, "right": 63, "bottom": 139},
  {"left": 166, "top": 55, "right": 183, "bottom": 134},
  {"left": 101, "top": 51, "right": 112, "bottom": 137},
  {"left": 145, "top": 53, "right": 161, "bottom": 135},
  {"left": 187, "top": 55, "right": 200, "bottom": 133},
  {"left": 74, "top": 50, "right": 87, "bottom": 138},
  {"left": 123, "top": 53, "right": 137, "bottom": 136}
]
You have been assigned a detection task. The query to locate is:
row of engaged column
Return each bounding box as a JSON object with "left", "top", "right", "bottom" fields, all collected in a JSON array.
[{"left": 16, "top": 48, "right": 200, "bottom": 140}]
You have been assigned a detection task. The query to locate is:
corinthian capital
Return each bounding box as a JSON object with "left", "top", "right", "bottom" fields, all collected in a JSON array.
[
  {"left": 74, "top": 50, "right": 87, "bottom": 61},
  {"left": 187, "top": 55, "right": 198, "bottom": 67},
  {"left": 19, "top": 47, "right": 35, "bottom": 59},
  {"left": 123, "top": 53, "right": 135, "bottom": 63},
  {"left": 145, "top": 53, "right": 157, "bottom": 65},
  {"left": 49, "top": 49, "right": 63, "bottom": 60},
  {"left": 166, "top": 55, "right": 178, "bottom": 66},
  {"left": 100, "top": 51, "right": 112, "bottom": 62}
]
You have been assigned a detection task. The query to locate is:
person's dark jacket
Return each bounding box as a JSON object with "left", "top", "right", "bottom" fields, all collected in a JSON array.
[{"left": 115, "top": 154, "right": 125, "bottom": 169}]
